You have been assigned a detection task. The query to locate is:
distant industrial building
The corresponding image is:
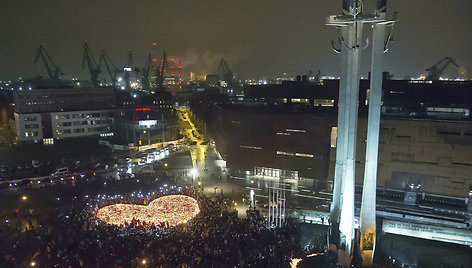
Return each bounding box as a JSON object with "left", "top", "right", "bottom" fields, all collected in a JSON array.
[{"left": 203, "top": 78, "right": 472, "bottom": 198}]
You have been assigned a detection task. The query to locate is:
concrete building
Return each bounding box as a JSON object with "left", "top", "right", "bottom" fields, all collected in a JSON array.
[
  {"left": 14, "top": 87, "right": 116, "bottom": 143},
  {"left": 199, "top": 79, "right": 472, "bottom": 198}
]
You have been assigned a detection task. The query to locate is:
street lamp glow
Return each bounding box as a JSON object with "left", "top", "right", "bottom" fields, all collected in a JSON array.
[
  {"left": 190, "top": 168, "right": 197, "bottom": 176},
  {"left": 197, "top": 181, "right": 201, "bottom": 186},
  {"left": 30, "top": 261, "right": 36, "bottom": 267},
  {"left": 141, "top": 259, "right": 147, "bottom": 265},
  {"left": 21, "top": 195, "right": 28, "bottom": 201}
]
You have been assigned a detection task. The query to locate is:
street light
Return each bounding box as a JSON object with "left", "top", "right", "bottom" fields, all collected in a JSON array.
[{"left": 21, "top": 195, "right": 28, "bottom": 201}]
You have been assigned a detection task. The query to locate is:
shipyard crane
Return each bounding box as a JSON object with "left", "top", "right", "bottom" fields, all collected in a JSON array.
[
  {"left": 123, "top": 49, "right": 133, "bottom": 90},
  {"left": 425, "top": 57, "right": 459, "bottom": 80},
  {"left": 141, "top": 54, "right": 154, "bottom": 91},
  {"left": 155, "top": 51, "right": 167, "bottom": 90},
  {"left": 82, "top": 41, "right": 101, "bottom": 87},
  {"left": 217, "top": 58, "right": 234, "bottom": 82},
  {"left": 34, "top": 43, "right": 63, "bottom": 80},
  {"left": 98, "top": 50, "right": 120, "bottom": 87}
]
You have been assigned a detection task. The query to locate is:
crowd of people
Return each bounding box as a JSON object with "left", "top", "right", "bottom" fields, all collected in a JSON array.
[{"left": 1, "top": 185, "right": 307, "bottom": 267}]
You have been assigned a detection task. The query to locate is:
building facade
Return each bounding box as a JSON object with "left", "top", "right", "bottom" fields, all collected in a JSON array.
[{"left": 14, "top": 87, "right": 116, "bottom": 143}]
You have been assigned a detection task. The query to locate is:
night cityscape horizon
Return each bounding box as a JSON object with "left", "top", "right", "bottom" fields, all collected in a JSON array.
[
  {"left": 1, "top": 0, "right": 471, "bottom": 80},
  {"left": 0, "top": 1, "right": 471, "bottom": 267}
]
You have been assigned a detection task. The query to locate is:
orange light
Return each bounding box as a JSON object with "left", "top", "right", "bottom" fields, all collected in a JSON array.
[
  {"left": 152, "top": 43, "right": 157, "bottom": 46},
  {"left": 171, "top": 73, "right": 175, "bottom": 76},
  {"left": 171, "top": 58, "right": 175, "bottom": 61},
  {"left": 152, "top": 59, "right": 157, "bottom": 62},
  {"left": 178, "top": 66, "right": 182, "bottom": 68}
]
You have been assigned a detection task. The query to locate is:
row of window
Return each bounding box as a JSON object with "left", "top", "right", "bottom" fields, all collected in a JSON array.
[
  {"left": 24, "top": 131, "right": 39, "bottom": 137},
  {"left": 25, "top": 124, "right": 39, "bottom": 129},
  {"left": 240, "top": 145, "right": 262, "bottom": 150},
  {"left": 58, "top": 126, "right": 109, "bottom": 135},
  {"left": 61, "top": 119, "right": 113, "bottom": 127},
  {"left": 276, "top": 151, "right": 314, "bottom": 158},
  {"left": 23, "top": 116, "right": 38, "bottom": 122},
  {"left": 281, "top": 98, "right": 335, "bottom": 107}
]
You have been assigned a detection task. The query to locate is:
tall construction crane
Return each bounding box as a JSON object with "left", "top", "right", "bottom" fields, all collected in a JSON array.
[
  {"left": 218, "top": 58, "right": 240, "bottom": 93},
  {"left": 218, "top": 58, "right": 234, "bottom": 82},
  {"left": 98, "top": 50, "right": 120, "bottom": 87},
  {"left": 123, "top": 49, "right": 133, "bottom": 90},
  {"left": 425, "top": 57, "right": 459, "bottom": 80},
  {"left": 155, "top": 51, "right": 167, "bottom": 90},
  {"left": 141, "top": 54, "right": 154, "bottom": 91},
  {"left": 82, "top": 41, "right": 101, "bottom": 87},
  {"left": 34, "top": 43, "right": 63, "bottom": 80}
]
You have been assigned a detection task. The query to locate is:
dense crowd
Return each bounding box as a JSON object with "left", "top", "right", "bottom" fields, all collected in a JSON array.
[{"left": 1, "top": 187, "right": 306, "bottom": 267}]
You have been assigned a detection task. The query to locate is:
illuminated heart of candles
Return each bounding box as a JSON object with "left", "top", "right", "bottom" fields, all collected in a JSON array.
[{"left": 97, "top": 195, "right": 200, "bottom": 226}]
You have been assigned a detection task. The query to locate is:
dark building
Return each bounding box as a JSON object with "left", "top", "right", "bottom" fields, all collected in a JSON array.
[{"left": 200, "top": 79, "right": 472, "bottom": 198}]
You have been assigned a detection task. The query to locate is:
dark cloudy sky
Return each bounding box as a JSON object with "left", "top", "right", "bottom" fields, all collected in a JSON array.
[{"left": 1, "top": 0, "right": 471, "bottom": 80}]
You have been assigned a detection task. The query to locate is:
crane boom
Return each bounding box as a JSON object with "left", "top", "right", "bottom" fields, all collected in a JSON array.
[
  {"left": 218, "top": 58, "right": 233, "bottom": 81},
  {"left": 142, "top": 54, "right": 153, "bottom": 91},
  {"left": 99, "top": 50, "right": 119, "bottom": 87},
  {"left": 425, "top": 57, "right": 459, "bottom": 80},
  {"left": 155, "top": 51, "right": 167, "bottom": 90},
  {"left": 123, "top": 49, "right": 133, "bottom": 90},
  {"left": 82, "top": 41, "right": 101, "bottom": 87},
  {"left": 34, "top": 43, "right": 63, "bottom": 80}
]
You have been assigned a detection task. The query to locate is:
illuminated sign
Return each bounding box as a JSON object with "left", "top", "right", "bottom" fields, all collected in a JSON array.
[
  {"left": 136, "top": 108, "right": 150, "bottom": 111},
  {"left": 123, "top": 67, "right": 132, "bottom": 72},
  {"left": 139, "top": 120, "right": 157, "bottom": 127}
]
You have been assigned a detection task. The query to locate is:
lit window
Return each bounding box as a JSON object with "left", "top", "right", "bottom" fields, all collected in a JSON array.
[
  {"left": 240, "top": 145, "right": 262, "bottom": 150},
  {"left": 291, "top": 98, "right": 309, "bottom": 103},
  {"left": 314, "top": 99, "right": 335, "bottom": 107},
  {"left": 276, "top": 151, "right": 294, "bottom": 156},
  {"left": 276, "top": 132, "right": 290, "bottom": 136},
  {"left": 330, "top": 127, "right": 337, "bottom": 148},
  {"left": 286, "top": 129, "right": 306, "bottom": 133},
  {"left": 295, "top": 153, "right": 313, "bottom": 158}
]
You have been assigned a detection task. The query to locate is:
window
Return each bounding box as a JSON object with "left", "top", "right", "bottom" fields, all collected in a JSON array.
[
  {"left": 314, "top": 99, "right": 335, "bottom": 107},
  {"left": 276, "top": 132, "right": 290, "bottom": 136},
  {"left": 25, "top": 124, "right": 39, "bottom": 129},
  {"left": 330, "top": 127, "right": 337, "bottom": 148},
  {"left": 63, "top": 122, "right": 72, "bottom": 127},
  {"left": 295, "top": 153, "right": 314, "bottom": 158},
  {"left": 23, "top": 116, "right": 37, "bottom": 122},
  {"left": 73, "top": 128, "right": 85, "bottom": 133},
  {"left": 276, "top": 151, "right": 294, "bottom": 156},
  {"left": 240, "top": 145, "right": 262, "bottom": 150},
  {"left": 64, "top": 129, "right": 71, "bottom": 134},
  {"left": 286, "top": 129, "right": 306, "bottom": 133}
]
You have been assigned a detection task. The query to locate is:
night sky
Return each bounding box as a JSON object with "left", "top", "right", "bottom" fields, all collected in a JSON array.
[{"left": 1, "top": 0, "right": 471, "bottom": 80}]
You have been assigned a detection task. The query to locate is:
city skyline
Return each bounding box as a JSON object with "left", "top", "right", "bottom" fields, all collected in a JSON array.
[{"left": 1, "top": 0, "right": 471, "bottom": 80}]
